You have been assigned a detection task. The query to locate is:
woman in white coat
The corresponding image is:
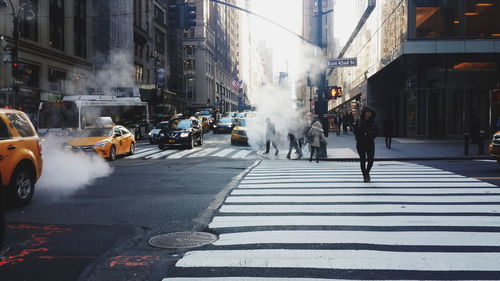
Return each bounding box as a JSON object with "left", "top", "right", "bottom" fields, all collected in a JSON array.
[{"left": 308, "top": 120, "right": 327, "bottom": 163}]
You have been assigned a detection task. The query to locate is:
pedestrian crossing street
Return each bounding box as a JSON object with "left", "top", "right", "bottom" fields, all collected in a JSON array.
[
  {"left": 126, "top": 145, "right": 259, "bottom": 160},
  {"left": 162, "top": 160, "right": 500, "bottom": 280}
]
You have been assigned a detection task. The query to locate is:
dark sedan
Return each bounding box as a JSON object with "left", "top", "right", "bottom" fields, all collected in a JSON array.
[
  {"left": 213, "top": 117, "right": 234, "bottom": 134},
  {"left": 158, "top": 118, "right": 203, "bottom": 149},
  {"left": 148, "top": 121, "right": 170, "bottom": 144}
]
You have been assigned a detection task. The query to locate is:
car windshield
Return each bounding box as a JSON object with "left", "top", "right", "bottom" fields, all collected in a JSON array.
[
  {"left": 77, "top": 128, "right": 113, "bottom": 137},
  {"left": 168, "top": 119, "right": 191, "bottom": 129},
  {"left": 237, "top": 113, "right": 246, "bottom": 118},
  {"left": 155, "top": 123, "right": 169, "bottom": 130},
  {"left": 220, "top": 118, "right": 233, "bottom": 124},
  {"left": 199, "top": 110, "right": 211, "bottom": 116},
  {"left": 236, "top": 119, "right": 246, "bottom": 126}
]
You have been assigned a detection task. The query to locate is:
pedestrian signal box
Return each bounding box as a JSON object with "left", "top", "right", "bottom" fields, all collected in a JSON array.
[{"left": 330, "top": 86, "right": 342, "bottom": 99}]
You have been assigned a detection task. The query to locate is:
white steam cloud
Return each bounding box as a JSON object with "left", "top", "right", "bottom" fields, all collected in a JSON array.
[
  {"left": 92, "top": 51, "right": 135, "bottom": 89},
  {"left": 245, "top": 42, "right": 325, "bottom": 154},
  {"left": 37, "top": 137, "right": 113, "bottom": 198}
]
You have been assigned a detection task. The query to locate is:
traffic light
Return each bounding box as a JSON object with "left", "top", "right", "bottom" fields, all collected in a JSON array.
[
  {"left": 168, "top": 5, "right": 180, "bottom": 28},
  {"left": 183, "top": 4, "right": 196, "bottom": 28}
]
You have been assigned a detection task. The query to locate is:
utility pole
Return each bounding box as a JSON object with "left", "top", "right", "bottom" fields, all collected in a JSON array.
[{"left": 314, "top": 0, "right": 328, "bottom": 156}]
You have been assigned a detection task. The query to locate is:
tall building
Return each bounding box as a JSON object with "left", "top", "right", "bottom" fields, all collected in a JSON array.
[
  {"left": 327, "top": 0, "right": 500, "bottom": 138},
  {"left": 0, "top": 0, "right": 93, "bottom": 121},
  {"left": 183, "top": 0, "right": 240, "bottom": 113}
]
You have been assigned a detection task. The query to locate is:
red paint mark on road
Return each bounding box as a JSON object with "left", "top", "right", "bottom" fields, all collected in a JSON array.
[
  {"left": 109, "top": 255, "right": 160, "bottom": 268},
  {"left": 0, "top": 248, "right": 49, "bottom": 266},
  {"left": 1, "top": 224, "right": 72, "bottom": 266}
]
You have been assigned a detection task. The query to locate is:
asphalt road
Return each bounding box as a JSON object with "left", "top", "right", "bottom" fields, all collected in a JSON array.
[{"left": 1, "top": 132, "right": 256, "bottom": 281}]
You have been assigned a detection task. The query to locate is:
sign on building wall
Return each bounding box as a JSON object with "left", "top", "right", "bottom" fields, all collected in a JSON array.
[{"left": 327, "top": 58, "right": 357, "bottom": 68}]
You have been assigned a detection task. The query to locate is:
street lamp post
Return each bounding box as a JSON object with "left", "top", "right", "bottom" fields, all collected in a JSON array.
[{"left": 0, "top": 0, "right": 35, "bottom": 108}]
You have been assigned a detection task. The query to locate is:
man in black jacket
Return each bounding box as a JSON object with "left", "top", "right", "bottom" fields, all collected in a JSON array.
[{"left": 354, "top": 107, "right": 377, "bottom": 182}]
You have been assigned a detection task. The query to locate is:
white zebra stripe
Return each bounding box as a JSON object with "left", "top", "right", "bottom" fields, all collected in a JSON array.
[
  {"left": 231, "top": 187, "right": 500, "bottom": 195},
  {"left": 145, "top": 149, "right": 179, "bottom": 159},
  {"left": 167, "top": 147, "right": 203, "bottom": 159},
  {"left": 176, "top": 249, "right": 500, "bottom": 271},
  {"left": 213, "top": 230, "right": 500, "bottom": 246},
  {"left": 127, "top": 148, "right": 161, "bottom": 159},
  {"left": 188, "top": 148, "right": 219, "bottom": 158},
  {"left": 225, "top": 195, "right": 500, "bottom": 203},
  {"left": 231, "top": 150, "right": 253, "bottom": 159},
  {"left": 209, "top": 215, "right": 500, "bottom": 228},
  {"left": 244, "top": 174, "right": 459, "bottom": 179},
  {"left": 212, "top": 148, "right": 236, "bottom": 157},
  {"left": 241, "top": 178, "right": 477, "bottom": 183},
  {"left": 219, "top": 204, "right": 500, "bottom": 214},
  {"left": 238, "top": 182, "right": 496, "bottom": 188}
]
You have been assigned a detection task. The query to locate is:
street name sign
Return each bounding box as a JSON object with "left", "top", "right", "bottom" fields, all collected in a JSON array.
[{"left": 328, "top": 58, "right": 357, "bottom": 68}]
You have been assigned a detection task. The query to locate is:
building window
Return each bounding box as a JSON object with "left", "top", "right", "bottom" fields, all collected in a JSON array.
[
  {"left": 465, "top": 1, "right": 500, "bottom": 38},
  {"left": 48, "top": 68, "right": 66, "bottom": 92},
  {"left": 154, "top": 6, "right": 165, "bottom": 24},
  {"left": 155, "top": 29, "right": 165, "bottom": 54},
  {"left": 49, "top": 0, "right": 65, "bottom": 51},
  {"left": 183, "top": 27, "right": 195, "bottom": 38},
  {"left": 135, "top": 64, "right": 144, "bottom": 83},
  {"left": 146, "top": 45, "right": 150, "bottom": 61},
  {"left": 20, "top": 0, "right": 38, "bottom": 41},
  {"left": 134, "top": 0, "right": 142, "bottom": 27},
  {"left": 74, "top": 0, "right": 87, "bottom": 58},
  {"left": 414, "top": 0, "right": 500, "bottom": 39},
  {"left": 184, "top": 60, "right": 195, "bottom": 70},
  {"left": 184, "top": 45, "right": 194, "bottom": 55}
]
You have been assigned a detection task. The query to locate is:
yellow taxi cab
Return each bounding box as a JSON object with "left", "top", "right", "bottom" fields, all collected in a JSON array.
[
  {"left": 0, "top": 109, "right": 43, "bottom": 206},
  {"left": 488, "top": 131, "right": 500, "bottom": 162},
  {"left": 65, "top": 125, "right": 135, "bottom": 161},
  {"left": 231, "top": 118, "right": 248, "bottom": 145}
]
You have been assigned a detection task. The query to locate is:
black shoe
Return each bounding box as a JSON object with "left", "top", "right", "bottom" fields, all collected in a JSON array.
[
  {"left": 363, "top": 175, "right": 369, "bottom": 182},
  {"left": 286, "top": 154, "right": 291, "bottom": 159},
  {"left": 298, "top": 154, "right": 303, "bottom": 159},
  {"left": 275, "top": 150, "right": 279, "bottom": 155},
  {"left": 309, "top": 159, "right": 312, "bottom": 162},
  {"left": 263, "top": 151, "right": 269, "bottom": 154},
  {"left": 367, "top": 175, "right": 371, "bottom": 182}
]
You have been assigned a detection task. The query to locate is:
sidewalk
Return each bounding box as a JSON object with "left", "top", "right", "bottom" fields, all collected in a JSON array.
[{"left": 322, "top": 132, "right": 491, "bottom": 160}]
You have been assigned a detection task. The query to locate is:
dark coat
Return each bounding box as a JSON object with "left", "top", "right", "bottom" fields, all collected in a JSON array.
[{"left": 354, "top": 108, "right": 377, "bottom": 148}]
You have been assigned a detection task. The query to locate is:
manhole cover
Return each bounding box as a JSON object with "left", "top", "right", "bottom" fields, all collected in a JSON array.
[{"left": 149, "top": 232, "right": 218, "bottom": 249}]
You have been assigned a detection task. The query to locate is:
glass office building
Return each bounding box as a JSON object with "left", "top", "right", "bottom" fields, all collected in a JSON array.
[{"left": 328, "top": 0, "right": 500, "bottom": 137}]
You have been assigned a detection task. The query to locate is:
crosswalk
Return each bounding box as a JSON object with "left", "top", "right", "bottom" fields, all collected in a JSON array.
[
  {"left": 162, "top": 160, "right": 500, "bottom": 280},
  {"left": 126, "top": 145, "right": 258, "bottom": 160}
]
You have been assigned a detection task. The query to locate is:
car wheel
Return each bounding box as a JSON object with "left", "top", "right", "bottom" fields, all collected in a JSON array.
[
  {"left": 108, "top": 145, "right": 117, "bottom": 161},
  {"left": 187, "top": 136, "right": 194, "bottom": 149},
  {"left": 129, "top": 142, "right": 136, "bottom": 155},
  {"left": 198, "top": 134, "right": 203, "bottom": 146},
  {"left": 9, "top": 165, "right": 35, "bottom": 206}
]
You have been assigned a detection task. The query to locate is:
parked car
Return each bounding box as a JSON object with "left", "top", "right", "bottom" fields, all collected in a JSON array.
[
  {"left": 488, "top": 131, "right": 500, "bottom": 162},
  {"left": 65, "top": 125, "right": 136, "bottom": 161},
  {"left": 148, "top": 121, "right": 170, "bottom": 144},
  {"left": 0, "top": 109, "right": 43, "bottom": 206},
  {"left": 213, "top": 117, "right": 234, "bottom": 134},
  {"left": 158, "top": 118, "right": 203, "bottom": 149},
  {"left": 231, "top": 118, "right": 248, "bottom": 145}
]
